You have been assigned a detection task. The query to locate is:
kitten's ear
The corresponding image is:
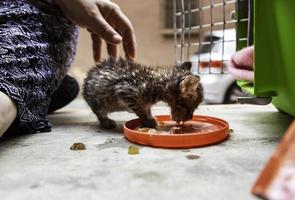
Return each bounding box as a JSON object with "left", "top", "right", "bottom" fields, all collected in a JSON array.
[
  {"left": 179, "top": 75, "right": 200, "bottom": 93},
  {"left": 177, "top": 61, "right": 192, "bottom": 71}
]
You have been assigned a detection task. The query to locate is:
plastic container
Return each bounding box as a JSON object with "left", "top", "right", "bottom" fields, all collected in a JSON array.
[
  {"left": 239, "top": 0, "right": 295, "bottom": 116},
  {"left": 255, "top": 0, "right": 295, "bottom": 116},
  {"left": 124, "top": 115, "right": 229, "bottom": 148}
]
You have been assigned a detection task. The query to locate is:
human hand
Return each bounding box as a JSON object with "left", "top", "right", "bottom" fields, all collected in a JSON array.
[
  {"left": 228, "top": 46, "right": 254, "bottom": 82},
  {"left": 55, "top": 0, "right": 136, "bottom": 62}
]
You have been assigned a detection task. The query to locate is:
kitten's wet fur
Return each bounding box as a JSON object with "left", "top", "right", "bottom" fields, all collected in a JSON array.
[{"left": 83, "top": 58, "right": 203, "bottom": 129}]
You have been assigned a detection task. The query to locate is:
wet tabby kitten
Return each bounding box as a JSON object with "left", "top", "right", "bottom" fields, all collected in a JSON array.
[{"left": 83, "top": 58, "right": 203, "bottom": 129}]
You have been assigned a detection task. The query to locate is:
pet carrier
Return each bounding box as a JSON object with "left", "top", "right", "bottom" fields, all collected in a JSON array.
[{"left": 254, "top": 1, "right": 295, "bottom": 116}]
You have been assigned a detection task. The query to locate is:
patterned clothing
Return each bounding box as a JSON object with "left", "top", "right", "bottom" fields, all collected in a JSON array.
[{"left": 0, "top": 0, "right": 78, "bottom": 133}]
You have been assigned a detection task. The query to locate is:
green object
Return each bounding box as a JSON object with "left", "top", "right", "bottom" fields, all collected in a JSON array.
[
  {"left": 237, "top": 80, "right": 254, "bottom": 95},
  {"left": 238, "top": 0, "right": 295, "bottom": 116},
  {"left": 255, "top": 0, "right": 295, "bottom": 116}
]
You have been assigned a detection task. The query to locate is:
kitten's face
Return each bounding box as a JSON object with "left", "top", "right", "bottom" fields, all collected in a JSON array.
[{"left": 170, "top": 74, "right": 203, "bottom": 123}]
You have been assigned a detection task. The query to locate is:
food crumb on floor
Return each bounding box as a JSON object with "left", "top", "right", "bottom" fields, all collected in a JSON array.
[
  {"left": 128, "top": 146, "right": 139, "bottom": 155},
  {"left": 186, "top": 155, "right": 200, "bottom": 160},
  {"left": 70, "top": 142, "right": 86, "bottom": 151},
  {"left": 229, "top": 128, "right": 234, "bottom": 133}
]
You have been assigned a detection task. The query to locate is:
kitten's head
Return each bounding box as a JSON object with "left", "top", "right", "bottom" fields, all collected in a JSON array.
[{"left": 169, "top": 62, "right": 203, "bottom": 123}]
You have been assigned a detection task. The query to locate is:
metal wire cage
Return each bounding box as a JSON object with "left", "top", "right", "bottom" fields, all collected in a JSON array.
[{"left": 173, "top": 0, "right": 253, "bottom": 74}]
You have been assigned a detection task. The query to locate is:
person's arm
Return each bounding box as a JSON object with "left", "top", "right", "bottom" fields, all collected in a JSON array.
[{"left": 55, "top": 0, "right": 136, "bottom": 62}]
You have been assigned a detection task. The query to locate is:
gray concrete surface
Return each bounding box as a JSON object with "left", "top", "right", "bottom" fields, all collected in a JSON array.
[{"left": 0, "top": 99, "right": 292, "bottom": 200}]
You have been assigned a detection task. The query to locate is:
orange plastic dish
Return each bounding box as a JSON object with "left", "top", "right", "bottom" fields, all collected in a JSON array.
[{"left": 124, "top": 115, "right": 229, "bottom": 148}]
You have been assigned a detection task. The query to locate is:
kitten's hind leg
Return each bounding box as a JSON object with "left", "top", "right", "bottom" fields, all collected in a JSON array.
[
  {"left": 100, "top": 118, "right": 117, "bottom": 129},
  {"left": 96, "top": 112, "right": 117, "bottom": 129},
  {"left": 88, "top": 100, "right": 117, "bottom": 129}
]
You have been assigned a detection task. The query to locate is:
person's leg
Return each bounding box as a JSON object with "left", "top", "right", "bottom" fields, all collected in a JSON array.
[
  {"left": 0, "top": 91, "right": 17, "bottom": 138},
  {"left": 0, "top": 1, "right": 78, "bottom": 134},
  {"left": 47, "top": 75, "right": 79, "bottom": 114}
]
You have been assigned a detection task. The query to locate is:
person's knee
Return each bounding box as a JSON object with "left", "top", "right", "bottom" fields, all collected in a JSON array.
[{"left": 0, "top": 92, "right": 17, "bottom": 136}]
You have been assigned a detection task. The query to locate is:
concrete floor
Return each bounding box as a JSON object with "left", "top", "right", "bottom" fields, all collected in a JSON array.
[{"left": 0, "top": 99, "right": 292, "bottom": 200}]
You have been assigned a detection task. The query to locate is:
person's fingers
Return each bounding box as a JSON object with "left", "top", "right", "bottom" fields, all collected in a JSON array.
[
  {"left": 90, "top": 32, "right": 102, "bottom": 63},
  {"left": 116, "top": 16, "right": 136, "bottom": 61},
  {"left": 106, "top": 43, "right": 118, "bottom": 59},
  {"left": 87, "top": 5, "right": 122, "bottom": 45},
  {"left": 231, "top": 46, "right": 254, "bottom": 70},
  {"left": 122, "top": 29, "right": 136, "bottom": 61},
  {"left": 228, "top": 58, "right": 254, "bottom": 82},
  {"left": 116, "top": 14, "right": 136, "bottom": 60},
  {"left": 101, "top": 2, "right": 136, "bottom": 60}
]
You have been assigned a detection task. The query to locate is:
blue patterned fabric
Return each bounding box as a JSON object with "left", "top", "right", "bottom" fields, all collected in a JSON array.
[{"left": 0, "top": 0, "right": 78, "bottom": 133}]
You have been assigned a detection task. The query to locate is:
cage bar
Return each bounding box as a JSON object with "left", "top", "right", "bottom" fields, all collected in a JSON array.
[{"left": 173, "top": 0, "right": 250, "bottom": 74}]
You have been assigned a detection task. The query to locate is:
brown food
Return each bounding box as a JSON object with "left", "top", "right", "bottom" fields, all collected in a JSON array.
[
  {"left": 157, "top": 121, "right": 166, "bottom": 126},
  {"left": 170, "top": 125, "right": 198, "bottom": 134},
  {"left": 70, "top": 143, "right": 86, "bottom": 151},
  {"left": 136, "top": 121, "right": 218, "bottom": 135},
  {"left": 137, "top": 127, "right": 151, "bottom": 132},
  {"left": 186, "top": 155, "right": 200, "bottom": 160}
]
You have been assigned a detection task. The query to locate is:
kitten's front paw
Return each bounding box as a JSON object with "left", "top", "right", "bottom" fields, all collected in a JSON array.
[
  {"left": 100, "top": 118, "right": 117, "bottom": 129},
  {"left": 141, "top": 118, "right": 157, "bottom": 128}
]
